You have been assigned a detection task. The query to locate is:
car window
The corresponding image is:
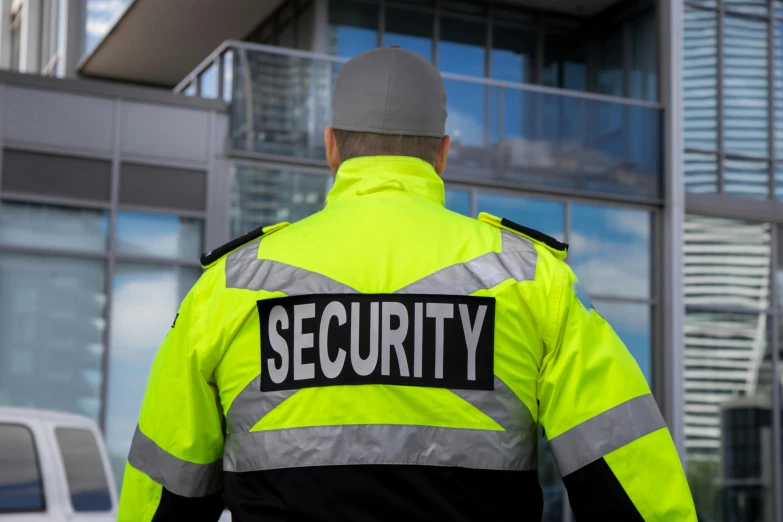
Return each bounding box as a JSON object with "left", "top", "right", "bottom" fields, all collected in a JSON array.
[
  {"left": 0, "top": 423, "right": 45, "bottom": 512},
  {"left": 55, "top": 428, "right": 112, "bottom": 512}
]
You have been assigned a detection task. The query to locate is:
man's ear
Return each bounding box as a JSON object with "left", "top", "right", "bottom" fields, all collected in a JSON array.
[
  {"left": 324, "top": 127, "right": 340, "bottom": 173},
  {"left": 434, "top": 135, "right": 451, "bottom": 176}
]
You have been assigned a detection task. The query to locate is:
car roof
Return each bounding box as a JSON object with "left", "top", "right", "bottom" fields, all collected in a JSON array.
[{"left": 0, "top": 406, "right": 98, "bottom": 426}]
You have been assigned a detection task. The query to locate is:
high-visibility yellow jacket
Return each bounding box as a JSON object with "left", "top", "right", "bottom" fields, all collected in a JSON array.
[{"left": 118, "top": 156, "right": 696, "bottom": 522}]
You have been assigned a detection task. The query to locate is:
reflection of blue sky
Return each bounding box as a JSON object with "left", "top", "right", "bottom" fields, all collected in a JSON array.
[
  {"left": 569, "top": 204, "right": 650, "bottom": 299},
  {"left": 116, "top": 211, "right": 202, "bottom": 259},
  {"left": 84, "top": 0, "right": 132, "bottom": 55},
  {"left": 439, "top": 40, "right": 484, "bottom": 77},
  {"left": 104, "top": 265, "right": 200, "bottom": 485},
  {"left": 445, "top": 189, "right": 470, "bottom": 216},
  {"left": 477, "top": 194, "right": 564, "bottom": 241},
  {"left": 385, "top": 33, "right": 431, "bottom": 61},
  {"left": 445, "top": 81, "right": 485, "bottom": 146},
  {"left": 332, "top": 27, "right": 376, "bottom": 58},
  {"left": 594, "top": 301, "right": 651, "bottom": 382}
]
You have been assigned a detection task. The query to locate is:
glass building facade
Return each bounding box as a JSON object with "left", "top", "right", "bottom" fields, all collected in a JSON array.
[{"left": 2, "top": 0, "right": 783, "bottom": 520}]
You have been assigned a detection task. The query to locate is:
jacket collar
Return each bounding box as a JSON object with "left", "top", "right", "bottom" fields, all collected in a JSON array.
[{"left": 326, "top": 156, "right": 445, "bottom": 207}]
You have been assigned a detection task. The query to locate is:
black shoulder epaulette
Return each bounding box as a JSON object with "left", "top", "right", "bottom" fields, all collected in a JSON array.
[
  {"left": 500, "top": 218, "right": 569, "bottom": 252},
  {"left": 200, "top": 226, "right": 266, "bottom": 267}
]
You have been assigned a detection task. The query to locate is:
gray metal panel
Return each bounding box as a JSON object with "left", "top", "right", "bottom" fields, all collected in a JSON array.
[
  {"left": 119, "top": 162, "right": 206, "bottom": 212},
  {"left": 3, "top": 86, "right": 114, "bottom": 152},
  {"left": 2, "top": 149, "right": 111, "bottom": 201},
  {"left": 120, "top": 101, "right": 211, "bottom": 163}
]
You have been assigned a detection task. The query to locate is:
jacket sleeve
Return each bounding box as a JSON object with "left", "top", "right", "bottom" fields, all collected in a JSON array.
[
  {"left": 117, "top": 279, "right": 226, "bottom": 522},
  {"left": 537, "top": 263, "right": 697, "bottom": 521}
]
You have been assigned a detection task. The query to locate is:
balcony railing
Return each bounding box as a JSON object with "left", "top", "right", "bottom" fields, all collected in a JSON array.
[{"left": 177, "top": 41, "right": 663, "bottom": 201}]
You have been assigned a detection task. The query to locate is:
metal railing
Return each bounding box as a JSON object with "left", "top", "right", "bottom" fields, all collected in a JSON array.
[{"left": 176, "top": 41, "right": 663, "bottom": 201}]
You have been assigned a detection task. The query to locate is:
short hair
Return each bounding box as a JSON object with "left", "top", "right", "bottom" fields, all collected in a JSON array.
[{"left": 333, "top": 129, "right": 441, "bottom": 166}]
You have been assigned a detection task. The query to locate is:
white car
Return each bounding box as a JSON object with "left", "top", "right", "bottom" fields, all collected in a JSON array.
[{"left": 0, "top": 407, "right": 117, "bottom": 521}]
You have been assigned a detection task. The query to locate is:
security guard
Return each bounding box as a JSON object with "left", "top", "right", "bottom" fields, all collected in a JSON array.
[{"left": 118, "top": 47, "right": 696, "bottom": 521}]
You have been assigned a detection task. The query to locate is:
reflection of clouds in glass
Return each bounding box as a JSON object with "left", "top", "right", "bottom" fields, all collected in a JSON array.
[
  {"left": 570, "top": 233, "right": 650, "bottom": 298},
  {"left": 446, "top": 107, "right": 484, "bottom": 147},
  {"left": 84, "top": 0, "right": 131, "bottom": 54},
  {"left": 104, "top": 267, "right": 183, "bottom": 461},
  {"left": 594, "top": 301, "right": 650, "bottom": 381},
  {"left": 569, "top": 206, "right": 650, "bottom": 298}
]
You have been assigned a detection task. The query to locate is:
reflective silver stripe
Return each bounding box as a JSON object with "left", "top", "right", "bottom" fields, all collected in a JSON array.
[
  {"left": 224, "top": 376, "right": 537, "bottom": 472},
  {"left": 225, "top": 240, "right": 358, "bottom": 294},
  {"left": 127, "top": 425, "right": 222, "bottom": 498},
  {"left": 396, "top": 231, "right": 536, "bottom": 295},
  {"left": 226, "top": 376, "right": 298, "bottom": 433},
  {"left": 225, "top": 230, "right": 536, "bottom": 296},
  {"left": 549, "top": 394, "right": 667, "bottom": 477},
  {"left": 224, "top": 423, "right": 536, "bottom": 473}
]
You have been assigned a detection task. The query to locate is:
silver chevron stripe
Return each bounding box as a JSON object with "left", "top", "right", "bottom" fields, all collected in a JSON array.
[
  {"left": 128, "top": 425, "right": 222, "bottom": 498},
  {"left": 226, "top": 376, "right": 298, "bottom": 434},
  {"left": 397, "top": 231, "right": 536, "bottom": 295},
  {"left": 225, "top": 230, "right": 536, "bottom": 296},
  {"left": 225, "top": 240, "right": 358, "bottom": 294},
  {"left": 549, "top": 394, "right": 667, "bottom": 477}
]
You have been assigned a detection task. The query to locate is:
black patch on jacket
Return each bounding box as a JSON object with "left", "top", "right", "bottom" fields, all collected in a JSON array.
[
  {"left": 500, "top": 218, "right": 568, "bottom": 252},
  {"left": 200, "top": 226, "right": 266, "bottom": 267},
  {"left": 562, "top": 457, "right": 645, "bottom": 521},
  {"left": 152, "top": 488, "right": 225, "bottom": 522},
  {"left": 258, "top": 294, "right": 495, "bottom": 392}
]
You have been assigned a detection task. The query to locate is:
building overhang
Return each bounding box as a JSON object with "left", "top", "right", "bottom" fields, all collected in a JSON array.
[{"left": 78, "top": 0, "right": 285, "bottom": 88}]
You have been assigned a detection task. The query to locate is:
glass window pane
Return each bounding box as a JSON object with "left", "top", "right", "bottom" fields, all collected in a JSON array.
[
  {"left": 328, "top": 0, "right": 378, "bottom": 57},
  {"left": 542, "top": 32, "right": 586, "bottom": 91},
  {"left": 597, "top": 28, "right": 623, "bottom": 97},
  {"left": 724, "top": 158, "right": 770, "bottom": 199},
  {"left": 104, "top": 264, "right": 201, "bottom": 487},
  {"left": 684, "top": 216, "right": 773, "bottom": 311},
  {"left": 442, "top": 0, "right": 485, "bottom": 16},
  {"left": 0, "top": 201, "right": 108, "bottom": 252},
  {"left": 725, "top": 0, "right": 767, "bottom": 15},
  {"left": 593, "top": 301, "right": 652, "bottom": 382},
  {"left": 231, "top": 165, "right": 331, "bottom": 236},
  {"left": 774, "top": 21, "right": 783, "bottom": 159},
  {"left": 116, "top": 211, "right": 203, "bottom": 260},
  {"left": 385, "top": 8, "right": 433, "bottom": 62},
  {"left": 55, "top": 428, "right": 111, "bottom": 512},
  {"left": 629, "top": 13, "right": 657, "bottom": 102},
  {"left": 723, "top": 15, "right": 768, "bottom": 157},
  {"left": 684, "top": 7, "right": 718, "bottom": 151},
  {"left": 439, "top": 17, "right": 486, "bottom": 76},
  {"left": 444, "top": 80, "right": 486, "bottom": 153},
  {"left": 570, "top": 205, "right": 651, "bottom": 299},
  {"left": 445, "top": 189, "right": 470, "bottom": 216},
  {"left": 0, "top": 254, "right": 106, "bottom": 419},
  {"left": 684, "top": 310, "right": 772, "bottom": 520},
  {"left": 685, "top": 152, "right": 719, "bottom": 193},
  {"left": 297, "top": 2, "right": 316, "bottom": 50},
  {"left": 0, "top": 424, "right": 44, "bottom": 512},
  {"left": 492, "top": 6, "right": 535, "bottom": 26},
  {"left": 476, "top": 193, "right": 564, "bottom": 242},
  {"left": 184, "top": 83, "right": 196, "bottom": 97},
  {"left": 777, "top": 163, "right": 783, "bottom": 200},
  {"left": 491, "top": 25, "right": 536, "bottom": 83},
  {"left": 222, "top": 50, "right": 234, "bottom": 103},
  {"left": 84, "top": 0, "right": 131, "bottom": 55},
  {"left": 198, "top": 62, "right": 218, "bottom": 99}
]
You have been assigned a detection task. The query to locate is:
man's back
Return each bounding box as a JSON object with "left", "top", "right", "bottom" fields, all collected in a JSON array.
[{"left": 214, "top": 156, "right": 547, "bottom": 520}]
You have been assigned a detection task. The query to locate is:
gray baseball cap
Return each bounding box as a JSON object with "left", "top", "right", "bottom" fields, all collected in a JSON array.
[{"left": 331, "top": 46, "right": 447, "bottom": 138}]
